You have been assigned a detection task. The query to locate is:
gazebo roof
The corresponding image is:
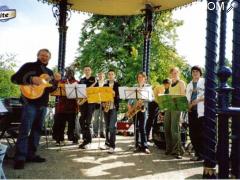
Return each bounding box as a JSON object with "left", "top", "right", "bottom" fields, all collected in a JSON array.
[{"left": 38, "top": 0, "right": 197, "bottom": 15}]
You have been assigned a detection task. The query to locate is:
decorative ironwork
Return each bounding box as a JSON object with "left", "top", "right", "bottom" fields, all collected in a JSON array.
[
  {"left": 231, "top": 0, "right": 240, "bottom": 177},
  {"left": 52, "top": 3, "right": 71, "bottom": 26},
  {"left": 50, "top": 0, "right": 72, "bottom": 76},
  {"left": 203, "top": 0, "right": 218, "bottom": 179},
  {"left": 217, "top": 1, "right": 230, "bottom": 178},
  {"left": 142, "top": 4, "right": 153, "bottom": 77}
]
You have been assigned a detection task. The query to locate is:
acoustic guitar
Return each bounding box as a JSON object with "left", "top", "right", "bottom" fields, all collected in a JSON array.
[{"left": 20, "top": 74, "right": 52, "bottom": 99}]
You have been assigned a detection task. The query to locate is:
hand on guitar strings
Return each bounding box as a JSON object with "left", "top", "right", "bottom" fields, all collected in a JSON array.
[{"left": 31, "top": 76, "right": 44, "bottom": 86}]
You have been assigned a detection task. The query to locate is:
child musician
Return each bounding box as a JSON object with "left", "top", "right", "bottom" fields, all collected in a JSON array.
[
  {"left": 128, "top": 72, "right": 151, "bottom": 154},
  {"left": 101, "top": 69, "right": 120, "bottom": 154}
]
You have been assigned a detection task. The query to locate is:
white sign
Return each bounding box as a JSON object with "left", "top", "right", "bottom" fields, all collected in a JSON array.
[{"left": 0, "top": 6, "right": 16, "bottom": 22}]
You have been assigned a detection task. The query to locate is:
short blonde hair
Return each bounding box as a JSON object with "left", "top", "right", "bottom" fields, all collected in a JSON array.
[
  {"left": 136, "top": 71, "right": 147, "bottom": 80},
  {"left": 169, "top": 67, "right": 180, "bottom": 74}
]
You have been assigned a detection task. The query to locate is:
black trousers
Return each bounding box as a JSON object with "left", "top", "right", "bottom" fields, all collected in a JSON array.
[
  {"left": 79, "top": 103, "right": 95, "bottom": 143},
  {"left": 188, "top": 109, "right": 204, "bottom": 158},
  {"left": 146, "top": 101, "right": 159, "bottom": 140},
  {"left": 52, "top": 113, "right": 78, "bottom": 142}
]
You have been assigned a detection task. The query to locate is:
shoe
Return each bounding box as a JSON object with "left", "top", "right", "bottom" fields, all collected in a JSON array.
[
  {"left": 78, "top": 142, "right": 89, "bottom": 149},
  {"left": 26, "top": 155, "right": 46, "bottom": 163},
  {"left": 92, "top": 134, "right": 98, "bottom": 138},
  {"left": 108, "top": 147, "right": 115, "bottom": 154},
  {"left": 55, "top": 141, "right": 60, "bottom": 146},
  {"left": 100, "top": 132, "right": 105, "bottom": 138},
  {"left": 55, "top": 141, "right": 65, "bottom": 146},
  {"left": 165, "top": 151, "right": 171, "bottom": 155},
  {"left": 72, "top": 139, "right": 78, "bottom": 144},
  {"left": 144, "top": 148, "right": 151, "bottom": 154},
  {"left": 147, "top": 139, "right": 153, "bottom": 143},
  {"left": 190, "top": 156, "right": 203, "bottom": 161},
  {"left": 14, "top": 160, "right": 25, "bottom": 169},
  {"left": 133, "top": 147, "right": 141, "bottom": 153},
  {"left": 100, "top": 144, "right": 110, "bottom": 150},
  {"left": 175, "top": 155, "right": 182, "bottom": 159}
]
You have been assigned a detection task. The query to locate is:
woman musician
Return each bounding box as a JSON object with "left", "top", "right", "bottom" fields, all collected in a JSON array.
[
  {"left": 127, "top": 72, "right": 151, "bottom": 154},
  {"left": 164, "top": 67, "right": 186, "bottom": 159},
  {"left": 52, "top": 67, "right": 79, "bottom": 145}
]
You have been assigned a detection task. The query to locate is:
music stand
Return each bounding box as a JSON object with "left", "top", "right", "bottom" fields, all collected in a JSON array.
[
  {"left": 86, "top": 87, "right": 114, "bottom": 148},
  {"left": 155, "top": 94, "right": 188, "bottom": 111},
  {"left": 65, "top": 84, "right": 87, "bottom": 99},
  {"left": 50, "top": 84, "right": 86, "bottom": 149},
  {"left": 119, "top": 86, "right": 153, "bottom": 149}
]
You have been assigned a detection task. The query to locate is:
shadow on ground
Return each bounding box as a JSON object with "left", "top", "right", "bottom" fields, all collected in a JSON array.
[{"left": 3, "top": 136, "right": 203, "bottom": 179}]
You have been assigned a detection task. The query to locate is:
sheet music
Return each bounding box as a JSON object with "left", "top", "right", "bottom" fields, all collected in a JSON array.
[
  {"left": 65, "top": 83, "right": 87, "bottom": 99},
  {"left": 0, "top": 101, "right": 8, "bottom": 113},
  {"left": 137, "top": 86, "right": 153, "bottom": 101},
  {"left": 119, "top": 86, "right": 153, "bottom": 101}
]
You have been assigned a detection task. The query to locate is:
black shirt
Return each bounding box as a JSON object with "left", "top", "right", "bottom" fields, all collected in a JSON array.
[
  {"left": 79, "top": 76, "right": 96, "bottom": 87},
  {"left": 11, "top": 60, "right": 58, "bottom": 106},
  {"left": 104, "top": 80, "right": 120, "bottom": 111}
]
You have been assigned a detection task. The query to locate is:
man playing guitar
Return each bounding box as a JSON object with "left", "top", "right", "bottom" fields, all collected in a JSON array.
[{"left": 11, "top": 49, "right": 61, "bottom": 169}]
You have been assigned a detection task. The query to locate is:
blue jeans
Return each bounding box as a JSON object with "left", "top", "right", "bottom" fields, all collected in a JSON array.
[
  {"left": 135, "top": 111, "right": 148, "bottom": 149},
  {"left": 15, "top": 103, "right": 47, "bottom": 161},
  {"left": 104, "top": 109, "right": 117, "bottom": 149}
]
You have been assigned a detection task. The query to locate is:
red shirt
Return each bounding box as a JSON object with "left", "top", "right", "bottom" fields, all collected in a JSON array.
[{"left": 55, "top": 79, "right": 79, "bottom": 113}]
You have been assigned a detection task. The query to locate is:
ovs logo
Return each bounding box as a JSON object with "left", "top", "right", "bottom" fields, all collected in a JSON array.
[{"left": 0, "top": 5, "right": 16, "bottom": 22}]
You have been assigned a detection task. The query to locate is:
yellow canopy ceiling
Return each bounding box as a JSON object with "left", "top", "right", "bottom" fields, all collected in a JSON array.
[{"left": 45, "top": 0, "right": 196, "bottom": 16}]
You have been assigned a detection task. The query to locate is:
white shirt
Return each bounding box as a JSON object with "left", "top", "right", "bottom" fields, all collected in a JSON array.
[{"left": 186, "top": 78, "right": 205, "bottom": 117}]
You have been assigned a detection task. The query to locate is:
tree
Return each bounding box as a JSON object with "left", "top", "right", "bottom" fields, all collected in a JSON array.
[
  {"left": 0, "top": 54, "right": 20, "bottom": 98},
  {"left": 75, "top": 12, "right": 191, "bottom": 86}
]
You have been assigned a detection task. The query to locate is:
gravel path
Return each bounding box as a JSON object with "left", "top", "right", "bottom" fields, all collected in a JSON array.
[{"left": 3, "top": 136, "right": 202, "bottom": 179}]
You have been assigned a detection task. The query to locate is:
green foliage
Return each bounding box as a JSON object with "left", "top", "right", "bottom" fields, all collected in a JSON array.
[
  {"left": 75, "top": 12, "right": 191, "bottom": 86},
  {"left": 0, "top": 54, "right": 20, "bottom": 98}
]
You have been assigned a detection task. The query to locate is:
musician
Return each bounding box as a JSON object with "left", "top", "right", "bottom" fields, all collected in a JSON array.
[
  {"left": 162, "top": 78, "right": 171, "bottom": 94},
  {"left": 164, "top": 67, "right": 186, "bottom": 159},
  {"left": 186, "top": 66, "right": 204, "bottom": 161},
  {"left": 92, "top": 72, "right": 105, "bottom": 138},
  {"left": 11, "top": 49, "right": 61, "bottom": 169},
  {"left": 101, "top": 70, "right": 120, "bottom": 154},
  {"left": 146, "top": 87, "right": 160, "bottom": 142},
  {"left": 128, "top": 72, "right": 150, "bottom": 154},
  {"left": 147, "top": 79, "right": 171, "bottom": 142},
  {"left": 78, "top": 65, "right": 96, "bottom": 149},
  {"left": 52, "top": 68, "right": 79, "bottom": 145}
]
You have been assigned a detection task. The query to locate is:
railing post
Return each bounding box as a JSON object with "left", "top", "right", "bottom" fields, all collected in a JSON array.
[
  {"left": 217, "top": 67, "right": 232, "bottom": 178},
  {"left": 142, "top": 4, "right": 153, "bottom": 77},
  {"left": 231, "top": 0, "right": 240, "bottom": 177},
  {"left": 203, "top": 0, "right": 219, "bottom": 178},
  {"left": 52, "top": 0, "right": 71, "bottom": 76},
  {"left": 217, "top": 0, "right": 230, "bottom": 178}
]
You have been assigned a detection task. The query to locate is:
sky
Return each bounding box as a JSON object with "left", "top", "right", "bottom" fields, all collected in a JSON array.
[{"left": 0, "top": 0, "right": 234, "bottom": 70}]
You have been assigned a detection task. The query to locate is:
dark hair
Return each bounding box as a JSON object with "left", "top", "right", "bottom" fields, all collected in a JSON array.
[
  {"left": 162, "top": 78, "right": 171, "bottom": 84},
  {"left": 108, "top": 69, "right": 115, "bottom": 73},
  {"left": 191, "top": 65, "right": 202, "bottom": 76},
  {"left": 83, "top": 65, "right": 91, "bottom": 69},
  {"left": 37, "top": 48, "right": 51, "bottom": 57}
]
